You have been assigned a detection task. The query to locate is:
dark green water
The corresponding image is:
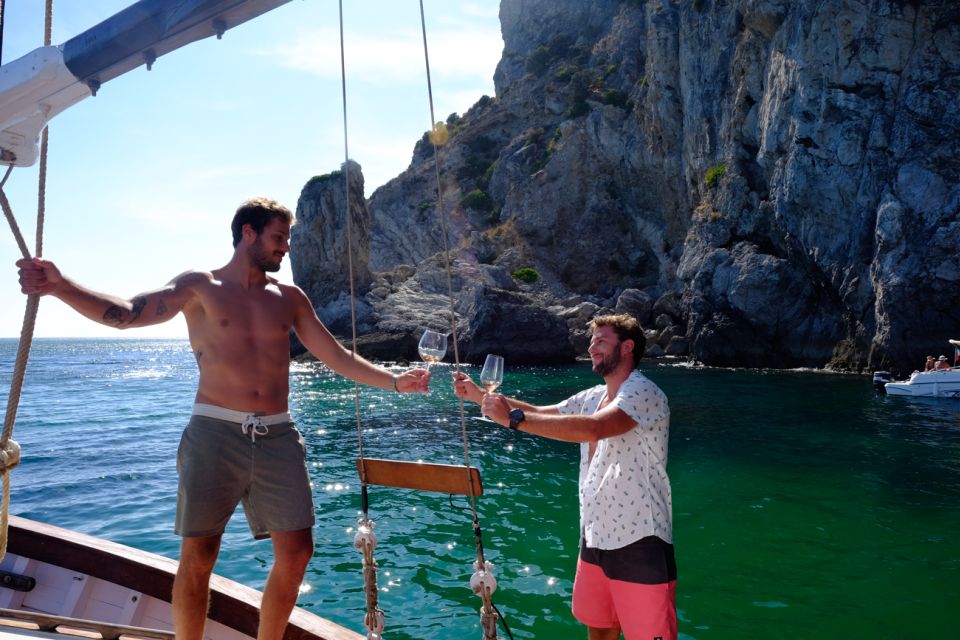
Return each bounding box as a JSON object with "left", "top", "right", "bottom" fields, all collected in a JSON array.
[
  {"left": 6, "top": 340, "right": 959, "bottom": 639},
  {"left": 287, "top": 361, "right": 960, "bottom": 639},
  {"left": 661, "top": 366, "right": 960, "bottom": 640}
]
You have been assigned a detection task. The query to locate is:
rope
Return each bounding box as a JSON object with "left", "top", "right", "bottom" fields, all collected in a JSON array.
[
  {"left": 1, "top": 166, "right": 29, "bottom": 257},
  {"left": 0, "top": 0, "right": 6, "bottom": 64},
  {"left": 335, "top": 4, "right": 506, "bottom": 637},
  {"left": 337, "top": 0, "right": 366, "bottom": 478},
  {"left": 0, "top": 0, "right": 53, "bottom": 562},
  {"left": 417, "top": 2, "right": 501, "bottom": 637},
  {"left": 336, "top": 3, "right": 384, "bottom": 638},
  {"left": 43, "top": 1, "right": 53, "bottom": 49},
  {"left": 353, "top": 518, "right": 384, "bottom": 640}
]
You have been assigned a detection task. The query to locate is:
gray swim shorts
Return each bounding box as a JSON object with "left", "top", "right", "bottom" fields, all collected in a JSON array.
[{"left": 175, "top": 403, "right": 315, "bottom": 539}]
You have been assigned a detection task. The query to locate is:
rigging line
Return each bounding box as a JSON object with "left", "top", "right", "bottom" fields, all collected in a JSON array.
[
  {"left": 491, "top": 603, "right": 515, "bottom": 640},
  {"left": 37, "top": 1, "right": 52, "bottom": 256},
  {"left": 36, "top": 132, "right": 48, "bottom": 256},
  {"left": 339, "top": 5, "right": 385, "bottom": 639},
  {"left": 0, "top": 184, "right": 35, "bottom": 437},
  {"left": 44, "top": 1, "right": 52, "bottom": 45},
  {"left": 417, "top": 1, "right": 464, "bottom": 372},
  {"left": 0, "top": 175, "right": 30, "bottom": 259},
  {"left": 418, "top": 5, "right": 508, "bottom": 640},
  {"left": 0, "top": 0, "right": 5, "bottom": 64},
  {"left": 336, "top": 0, "right": 368, "bottom": 481},
  {"left": 0, "top": 155, "right": 23, "bottom": 254},
  {"left": 0, "top": 0, "right": 53, "bottom": 564},
  {"left": 417, "top": 0, "right": 482, "bottom": 524}
]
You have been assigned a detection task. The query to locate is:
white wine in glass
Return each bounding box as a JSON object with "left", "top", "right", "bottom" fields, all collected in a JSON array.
[
  {"left": 418, "top": 330, "right": 448, "bottom": 370},
  {"left": 479, "top": 354, "right": 504, "bottom": 419}
]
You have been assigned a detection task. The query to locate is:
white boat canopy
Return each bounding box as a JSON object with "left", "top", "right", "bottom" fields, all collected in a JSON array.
[{"left": 0, "top": 0, "right": 292, "bottom": 166}]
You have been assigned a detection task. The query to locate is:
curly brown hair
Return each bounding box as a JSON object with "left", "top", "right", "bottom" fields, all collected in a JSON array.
[
  {"left": 588, "top": 313, "right": 646, "bottom": 368},
  {"left": 231, "top": 197, "right": 295, "bottom": 247}
]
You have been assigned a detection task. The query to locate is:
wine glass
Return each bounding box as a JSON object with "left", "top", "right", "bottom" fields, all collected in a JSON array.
[
  {"left": 479, "top": 354, "right": 504, "bottom": 420},
  {"left": 418, "top": 329, "right": 448, "bottom": 371}
]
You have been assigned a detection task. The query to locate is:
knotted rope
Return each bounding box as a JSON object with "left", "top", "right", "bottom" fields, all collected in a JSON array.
[
  {"left": 353, "top": 519, "right": 384, "bottom": 640},
  {"left": 0, "top": 0, "right": 54, "bottom": 561}
]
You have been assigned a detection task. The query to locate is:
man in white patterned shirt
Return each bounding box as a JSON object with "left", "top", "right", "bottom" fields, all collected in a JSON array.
[{"left": 454, "top": 314, "right": 676, "bottom": 640}]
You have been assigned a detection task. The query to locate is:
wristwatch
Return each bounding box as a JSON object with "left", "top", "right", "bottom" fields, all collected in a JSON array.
[{"left": 508, "top": 408, "right": 525, "bottom": 431}]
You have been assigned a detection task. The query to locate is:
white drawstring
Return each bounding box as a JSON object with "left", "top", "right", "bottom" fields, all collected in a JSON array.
[{"left": 240, "top": 415, "right": 269, "bottom": 442}]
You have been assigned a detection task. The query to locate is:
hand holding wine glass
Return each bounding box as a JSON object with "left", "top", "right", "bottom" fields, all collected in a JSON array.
[
  {"left": 418, "top": 329, "right": 448, "bottom": 371},
  {"left": 479, "top": 354, "right": 504, "bottom": 419}
]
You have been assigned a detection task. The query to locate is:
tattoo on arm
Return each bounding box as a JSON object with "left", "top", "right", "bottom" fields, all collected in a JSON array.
[
  {"left": 102, "top": 305, "right": 124, "bottom": 326},
  {"left": 102, "top": 295, "right": 148, "bottom": 327},
  {"left": 130, "top": 296, "right": 147, "bottom": 321},
  {"left": 156, "top": 298, "right": 168, "bottom": 316}
]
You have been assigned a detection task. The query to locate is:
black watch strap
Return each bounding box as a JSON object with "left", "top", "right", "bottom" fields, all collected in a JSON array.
[{"left": 508, "top": 408, "right": 525, "bottom": 431}]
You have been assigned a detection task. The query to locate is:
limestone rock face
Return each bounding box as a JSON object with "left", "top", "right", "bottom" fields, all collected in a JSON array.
[
  {"left": 291, "top": 1, "right": 960, "bottom": 373},
  {"left": 290, "top": 161, "right": 372, "bottom": 333},
  {"left": 458, "top": 287, "right": 576, "bottom": 365},
  {"left": 674, "top": 2, "right": 960, "bottom": 371}
]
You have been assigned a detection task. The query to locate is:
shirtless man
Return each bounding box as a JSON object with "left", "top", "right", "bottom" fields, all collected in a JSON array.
[{"left": 17, "top": 197, "right": 430, "bottom": 640}]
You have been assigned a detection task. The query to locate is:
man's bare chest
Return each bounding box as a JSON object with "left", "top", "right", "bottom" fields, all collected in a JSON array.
[{"left": 196, "top": 287, "right": 295, "bottom": 334}]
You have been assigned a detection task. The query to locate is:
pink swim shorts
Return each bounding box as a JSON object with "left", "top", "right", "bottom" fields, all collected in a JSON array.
[{"left": 572, "top": 536, "right": 677, "bottom": 639}]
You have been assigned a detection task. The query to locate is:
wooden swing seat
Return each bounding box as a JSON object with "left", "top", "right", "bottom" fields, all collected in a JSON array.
[{"left": 356, "top": 458, "right": 483, "bottom": 496}]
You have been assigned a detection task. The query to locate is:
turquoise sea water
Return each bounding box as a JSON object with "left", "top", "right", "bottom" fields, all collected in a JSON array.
[{"left": 1, "top": 338, "right": 958, "bottom": 639}]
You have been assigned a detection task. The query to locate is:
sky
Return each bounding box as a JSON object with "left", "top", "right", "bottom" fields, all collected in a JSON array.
[{"left": 0, "top": 0, "right": 503, "bottom": 338}]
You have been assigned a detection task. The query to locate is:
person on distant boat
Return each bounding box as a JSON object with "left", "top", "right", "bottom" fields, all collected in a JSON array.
[
  {"left": 453, "top": 313, "right": 677, "bottom": 640},
  {"left": 16, "top": 197, "right": 431, "bottom": 640},
  {"left": 935, "top": 355, "right": 951, "bottom": 371},
  {"left": 924, "top": 355, "right": 936, "bottom": 371}
]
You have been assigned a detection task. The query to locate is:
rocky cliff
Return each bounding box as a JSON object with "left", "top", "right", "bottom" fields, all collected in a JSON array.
[{"left": 293, "top": 0, "right": 960, "bottom": 373}]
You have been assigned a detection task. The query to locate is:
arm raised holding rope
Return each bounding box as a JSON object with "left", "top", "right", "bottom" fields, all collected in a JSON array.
[{"left": 16, "top": 257, "right": 196, "bottom": 328}]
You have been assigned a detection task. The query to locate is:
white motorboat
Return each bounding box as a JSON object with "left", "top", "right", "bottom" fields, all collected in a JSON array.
[
  {"left": 883, "top": 340, "right": 960, "bottom": 397},
  {"left": 884, "top": 368, "right": 960, "bottom": 397}
]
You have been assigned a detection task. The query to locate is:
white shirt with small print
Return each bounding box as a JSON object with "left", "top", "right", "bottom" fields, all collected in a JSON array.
[{"left": 557, "top": 369, "right": 672, "bottom": 549}]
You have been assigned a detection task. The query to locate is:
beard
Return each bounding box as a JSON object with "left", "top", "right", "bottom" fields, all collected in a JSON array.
[
  {"left": 250, "top": 240, "right": 282, "bottom": 272},
  {"left": 592, "top": 346, "right": 622, "bottom": 377}
]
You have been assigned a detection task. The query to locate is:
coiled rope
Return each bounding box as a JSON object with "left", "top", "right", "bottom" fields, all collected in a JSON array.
[{"left": 0, "top": 0, "right": 54, "bottom": 561}]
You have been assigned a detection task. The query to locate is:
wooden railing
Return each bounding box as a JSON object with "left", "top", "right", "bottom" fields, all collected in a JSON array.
[{"left": 0, "top": 607, "right": 175, "bottom": 640}]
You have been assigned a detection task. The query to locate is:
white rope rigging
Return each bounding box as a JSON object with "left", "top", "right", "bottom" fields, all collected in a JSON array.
[
  {"left": 336, "top": 3, "right": 384, "bottom": 638},
  {"left": 0, "top": 0, "right": 54, "bottom": 562},
  {"left": 416, "top": 1, "right": 500, "bottom": 636},
  {"left": 336, "top": 2, "right": 503, "bottom": 637}
]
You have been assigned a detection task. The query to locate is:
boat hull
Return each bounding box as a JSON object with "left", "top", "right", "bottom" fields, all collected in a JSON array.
[
  {"left": 0, "top": 516, "right": 362, "bottom": 640},
  {"left": 884, "top": 369, "right": 960, "bottom": 397}
]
